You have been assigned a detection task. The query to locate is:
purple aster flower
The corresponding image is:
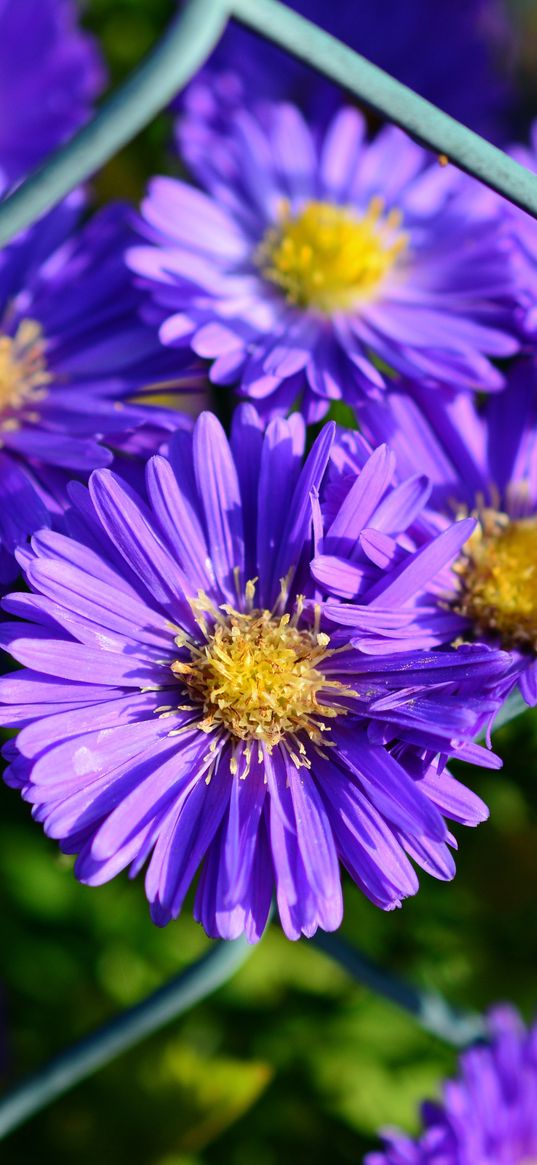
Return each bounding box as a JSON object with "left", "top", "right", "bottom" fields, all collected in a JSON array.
[
  {"left": 332, "top": 368, "right": 537, "bottom": 706},
  {"left": 179, "top": 0, "right": 515, "bottom": 176},
  {"left": 129, "top": 104, "right": 521, "bottom": 424},
  {"left": 0, "top": 410, "right": 509, "bottom": 942},
  {"left": 0, "top": 196, "right": 204, "bottom": 586},
  {"left": 367, "top": 1006, "right": 537, "bottom": 1165},
  {"left": 0, "top": 0, "right": 105, "bottom": 184}
]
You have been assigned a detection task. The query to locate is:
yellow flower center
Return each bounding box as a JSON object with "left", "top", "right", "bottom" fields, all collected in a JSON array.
[
  {"left": 0, "top": 319, "right": 50, "bottom": 421},
  {"left": 457, "top": 513, "right": 537, "bottom": 650},
  {"left": 256, "top": 197, "right": 407, "bottom": 313},
  {"left": 171, "top": 599, "right": 349, "bottom": 764}
]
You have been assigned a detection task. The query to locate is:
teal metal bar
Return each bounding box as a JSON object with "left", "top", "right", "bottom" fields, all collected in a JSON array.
[
  {"left": 0, "top": 934, "right": 252, "bottom": 1141},
  {"left": 0, "top": 0, "right": 230, "bottom": 245},
  {"left": 233, "top": 0, "right": 537, "bottom": 216},
  {"left": 312, "top": 932, "right": 486, "bottom": 1048},
  {"left": 0, "top": 0, "right": 537, "bottom": 246}
]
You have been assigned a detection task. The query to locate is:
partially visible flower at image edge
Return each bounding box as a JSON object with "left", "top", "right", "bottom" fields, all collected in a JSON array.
[
  {"left": 353, "top": 366, "right": 537, "bottom": 706},
  {"left": 0, "top": 195, "right": 205, "bottom": 586},
  {"left": 366, "top": 1007, "right": 537, "bottom": 1165},
  {"left": 0, "top": 409, "right": 509, "bottom": 942}
]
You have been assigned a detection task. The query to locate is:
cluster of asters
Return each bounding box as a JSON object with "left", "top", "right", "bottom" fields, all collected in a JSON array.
[{"left": 1, "top": 0, "right": 537, "bottom": 973}]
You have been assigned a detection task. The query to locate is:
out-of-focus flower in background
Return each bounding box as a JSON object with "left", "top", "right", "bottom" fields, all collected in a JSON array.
[
  {"left": 366, "top": 1006, "right": 537, "bottom": 1165},
  {"left": 0, "top": 0, "right": 105, "bottom": 185},
  {"left": 178, "top": 0, "right": 516, "bottom": 171}
]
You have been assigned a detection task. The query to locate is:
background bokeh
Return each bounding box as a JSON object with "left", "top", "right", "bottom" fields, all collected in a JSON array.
[{"left": 2, "top": 2, "right": 537, "bottom": 1162}]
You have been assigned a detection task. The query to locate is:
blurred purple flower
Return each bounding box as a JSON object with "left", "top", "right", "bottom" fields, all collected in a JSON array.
[
  {"left": 367, "top": 1007, "right": 537, "bottom": 1165},
  {"left": 129, "top": 104, "right": 521, "bottom": 424},
  {"left": 179, "top": 0, "right": 515, "bottom": 172},
  {"left": 0, "top": 0, "right": 105, "bottom": 184},
  {"left": 0, "top": 410, "right": 508, "bottom": 941}
]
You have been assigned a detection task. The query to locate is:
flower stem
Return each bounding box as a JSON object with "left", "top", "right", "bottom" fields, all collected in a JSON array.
[
  {"left": 312, "top": 931, "right": 487, "bottom": 1048},
  {"left": 0, "top": 934, "right": 252, "bottom": 1141}
]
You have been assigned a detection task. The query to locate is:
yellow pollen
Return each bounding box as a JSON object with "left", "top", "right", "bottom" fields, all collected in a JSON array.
[
  {"left": 0, "top": 319, "right": 50, "bottom": 419},
  {"left": 171, "top": 606, "right": 348, "bottom": 757},
  {"left": 256, "top": 197, "right": 407, "bottom": 313},
  {"left": 456, "top": 513, "right": 537, "bottom": 650}
]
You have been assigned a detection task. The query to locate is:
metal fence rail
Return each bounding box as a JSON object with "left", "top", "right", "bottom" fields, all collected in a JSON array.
[{"left": 0, "top": 0, "right": 536, "bottom": 246}]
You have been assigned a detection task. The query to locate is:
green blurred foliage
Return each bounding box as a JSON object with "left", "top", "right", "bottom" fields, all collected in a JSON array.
[
  {"left": 1, "top": 1, "right": 537, "bottom": 1162},
  {"left": 2, "top": 700, "right": 537, "bottom": 1163},
  {"left": 84, "top": 0, "right": 179, "bottom": 203}
]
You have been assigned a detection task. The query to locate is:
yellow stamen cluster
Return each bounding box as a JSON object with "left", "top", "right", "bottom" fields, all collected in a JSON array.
[
  {"left": 0, "top": 319, "right": 50, "bottom": 421},
  {"left": 256, "top": 197, "right": 407, "bottom": 313},
  {"left": 171, "top": 591, "right": 350, "bottom": 768},
  {"left": 456, "top": 512, "right": 537, "bottom": 650}
]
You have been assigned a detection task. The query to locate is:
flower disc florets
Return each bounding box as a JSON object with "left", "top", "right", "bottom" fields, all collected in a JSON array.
[
  {"left": 456, "top": 513, "right": 537, "bottom": 650},
  {"left": 172, "top": 599, "right": 339, "bottom": 753},
  {"left": 0, "top": 320, "right": 50, "bottom": 418},
  {"left": 256, "top": 197, "right": 406, "bottom": 313}
]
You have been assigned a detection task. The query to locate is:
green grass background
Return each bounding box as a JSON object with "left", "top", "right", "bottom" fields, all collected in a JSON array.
[{"left": 2, "top": 2, "right": 537, "bottom": 1161}]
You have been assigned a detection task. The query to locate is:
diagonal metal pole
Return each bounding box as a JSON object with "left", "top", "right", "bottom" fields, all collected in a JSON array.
[
  {"left": 0, "top": 934, "right": 252, "bottom": 1141},
  {"left": 233, "top": 0, "right": 537, "bottom": 215},
  {"left": 312, "top": 932, "right": 487, "bottom": 1048},
  {"left": 0, "top": 0, "right": 231, "bottom": 245},
  {"left": 0, "top": 0, "right": 537, "bottom": 245}
]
